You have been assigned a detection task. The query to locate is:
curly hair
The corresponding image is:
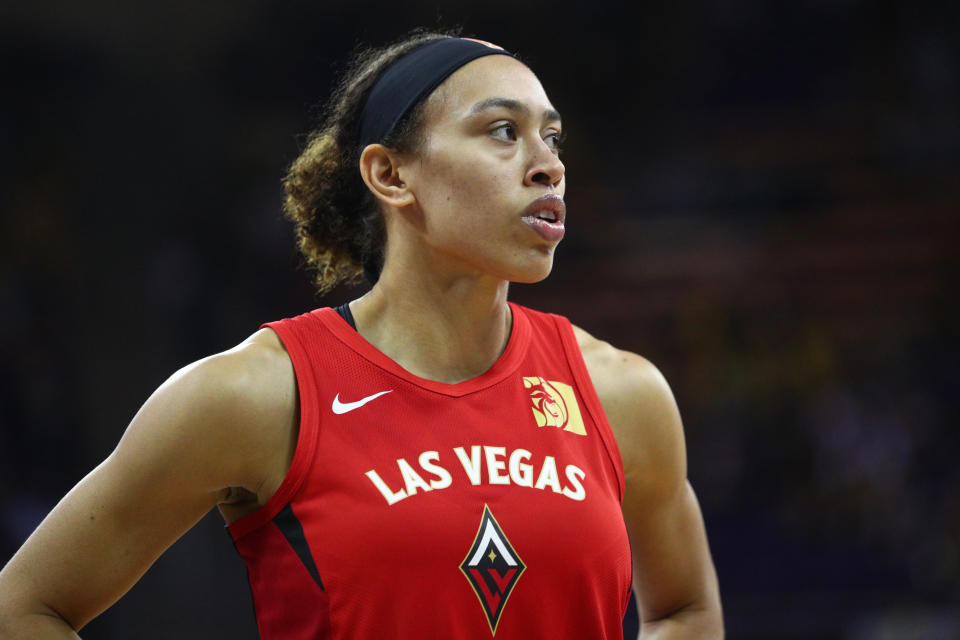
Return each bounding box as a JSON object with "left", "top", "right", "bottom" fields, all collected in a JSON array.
[{"left": 282, "top": 28, "right": 459, "bottom": 295}]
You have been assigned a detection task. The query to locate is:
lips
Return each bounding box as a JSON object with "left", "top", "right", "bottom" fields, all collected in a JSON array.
[{"left": 521, "top": 194, "right": 566, "bottom": 243}]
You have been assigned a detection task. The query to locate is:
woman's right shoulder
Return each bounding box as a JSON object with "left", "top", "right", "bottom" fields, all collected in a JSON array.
[
  {"left": 204, "top": 327, "right": 295, "bottom": 400},
  {"left": 115, "top": 327, "right": 299, "bottom": 504},
  {"left": 0, "top": 330, "right": 300, "bottom": 630},
  {"left": 162, "top": 327, "right": 296, "bottom": 425}
]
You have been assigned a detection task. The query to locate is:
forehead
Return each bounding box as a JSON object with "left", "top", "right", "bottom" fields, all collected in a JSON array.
[{"left": 426, "top": 55, "right": 556, "bottom": 122}]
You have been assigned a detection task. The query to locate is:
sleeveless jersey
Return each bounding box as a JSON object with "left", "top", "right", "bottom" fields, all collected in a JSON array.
[{"left": 228, "top": 302, "right": 632, "bottom": 639}]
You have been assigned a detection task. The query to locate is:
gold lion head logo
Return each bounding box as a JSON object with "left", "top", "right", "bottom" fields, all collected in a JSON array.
[{"left": 523, "top": 377, "right": 569, "bottom": 429}]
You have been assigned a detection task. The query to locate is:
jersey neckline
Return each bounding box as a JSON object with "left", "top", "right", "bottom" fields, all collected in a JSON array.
[{"left": 314, "top": 301, "right": 531, "bottom": 397}]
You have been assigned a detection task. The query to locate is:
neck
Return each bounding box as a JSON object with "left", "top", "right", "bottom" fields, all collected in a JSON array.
[{"left": 349, "top": 264, "right": 513, "bottom": 385}]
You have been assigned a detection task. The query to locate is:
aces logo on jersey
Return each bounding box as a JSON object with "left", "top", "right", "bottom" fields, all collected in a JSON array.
[
  {"left": 460, "top": 505, "right": 526, "bottom": 635},
  {"left": 523, "top": 376, "right": 586, "bottom": 436}
]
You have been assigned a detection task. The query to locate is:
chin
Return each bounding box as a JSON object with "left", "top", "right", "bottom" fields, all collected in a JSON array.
[{"left": 505, "top": 254, "right": 555, "bottom": 284}]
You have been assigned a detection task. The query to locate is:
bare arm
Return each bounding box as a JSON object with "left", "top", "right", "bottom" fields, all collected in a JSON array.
[
  {"left": 0, "top": 329, "right": 297, "bottom": 638},
  {"left": 575, "top": 327, "right": 723, "bottom": 639}
]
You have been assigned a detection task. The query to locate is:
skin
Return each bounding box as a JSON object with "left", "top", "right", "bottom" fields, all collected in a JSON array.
[{"left": 0, "top": 54, "right": 722, "bottom": 638}]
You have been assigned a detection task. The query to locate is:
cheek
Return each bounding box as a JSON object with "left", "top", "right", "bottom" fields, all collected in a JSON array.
[{"left": 424, "top": 164, "right": 511, "bottom": 234}]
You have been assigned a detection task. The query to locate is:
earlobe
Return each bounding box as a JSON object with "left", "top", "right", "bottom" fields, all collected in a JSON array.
[{"left": 359, "top": 144, "right": 416, "bottom": 208}]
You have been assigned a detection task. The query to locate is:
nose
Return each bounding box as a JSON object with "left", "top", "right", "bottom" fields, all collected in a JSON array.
[{"left": 524, "top": 138, "right": 565, "bottom": 189}]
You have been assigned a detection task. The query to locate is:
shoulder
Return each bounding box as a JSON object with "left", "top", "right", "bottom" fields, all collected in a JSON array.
[
  {"left": 0, "top": 330, "right": 299, "bottom": 630},
  {"left": 152, "top": 328, "right": 295, "bottom": 431},
  {"left": 115, "top": 327, "right": 298, "bottom": 499},
  {"left": 196, "top": 327, "right": 295, "bottom": 405},
  {"left": 570, "top": 324, "right": 686, "bottom": 502}
]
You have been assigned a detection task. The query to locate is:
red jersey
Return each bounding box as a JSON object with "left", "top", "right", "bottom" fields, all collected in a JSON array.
[{"left": 228, "top": 302, "right": 632, "bottom": 639}]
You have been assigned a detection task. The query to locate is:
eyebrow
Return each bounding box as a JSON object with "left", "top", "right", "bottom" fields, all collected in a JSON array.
[{"left": 468, "top": 97, "right": 562, "bottom": 124}]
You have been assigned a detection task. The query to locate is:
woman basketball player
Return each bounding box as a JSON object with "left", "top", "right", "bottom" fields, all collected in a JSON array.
[{"left": 0, "top": 31, "right": 723, "bottom": 639}]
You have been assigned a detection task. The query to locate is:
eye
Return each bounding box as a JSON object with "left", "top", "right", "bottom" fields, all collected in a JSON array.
[
  {"left": 490, "top": 123, "right": 517, "bottom": 142},
  {"left": 544, "top": 130, "right": 564, "bottom": 154}
]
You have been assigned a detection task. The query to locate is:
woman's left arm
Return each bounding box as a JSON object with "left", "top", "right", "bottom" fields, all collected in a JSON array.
[{"left": 575, "top": 327, "right": 724, "bottom": 639}]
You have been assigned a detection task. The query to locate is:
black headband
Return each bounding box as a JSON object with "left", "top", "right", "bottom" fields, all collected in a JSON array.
[{"left": 358, "top": 37, "right": 515, "bottom": 149}]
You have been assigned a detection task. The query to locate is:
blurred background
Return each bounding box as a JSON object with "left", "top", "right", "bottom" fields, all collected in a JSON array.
[{"left": 1, "top": 1, "right": 958, "bottom": 638}]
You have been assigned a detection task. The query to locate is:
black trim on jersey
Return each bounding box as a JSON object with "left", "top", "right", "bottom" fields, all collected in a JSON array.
[
  {"left": 273, "top": 503, "right": 325, "bottom": 591},
  {"left": 623, "top": 588, "right": 639, "bottom": 639},
  {"left": 334, "top": 302, "right": 357, "bottom": 330}
]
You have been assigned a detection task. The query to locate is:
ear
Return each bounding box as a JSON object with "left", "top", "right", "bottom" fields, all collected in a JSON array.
[{"left": 359, "top": 144, "right": 416, "bottom": 208}]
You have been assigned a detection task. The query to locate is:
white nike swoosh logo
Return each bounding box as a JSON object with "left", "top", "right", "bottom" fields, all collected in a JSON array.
[{"left": 331, "top": 390, "right": 393, "bottom": 414}]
